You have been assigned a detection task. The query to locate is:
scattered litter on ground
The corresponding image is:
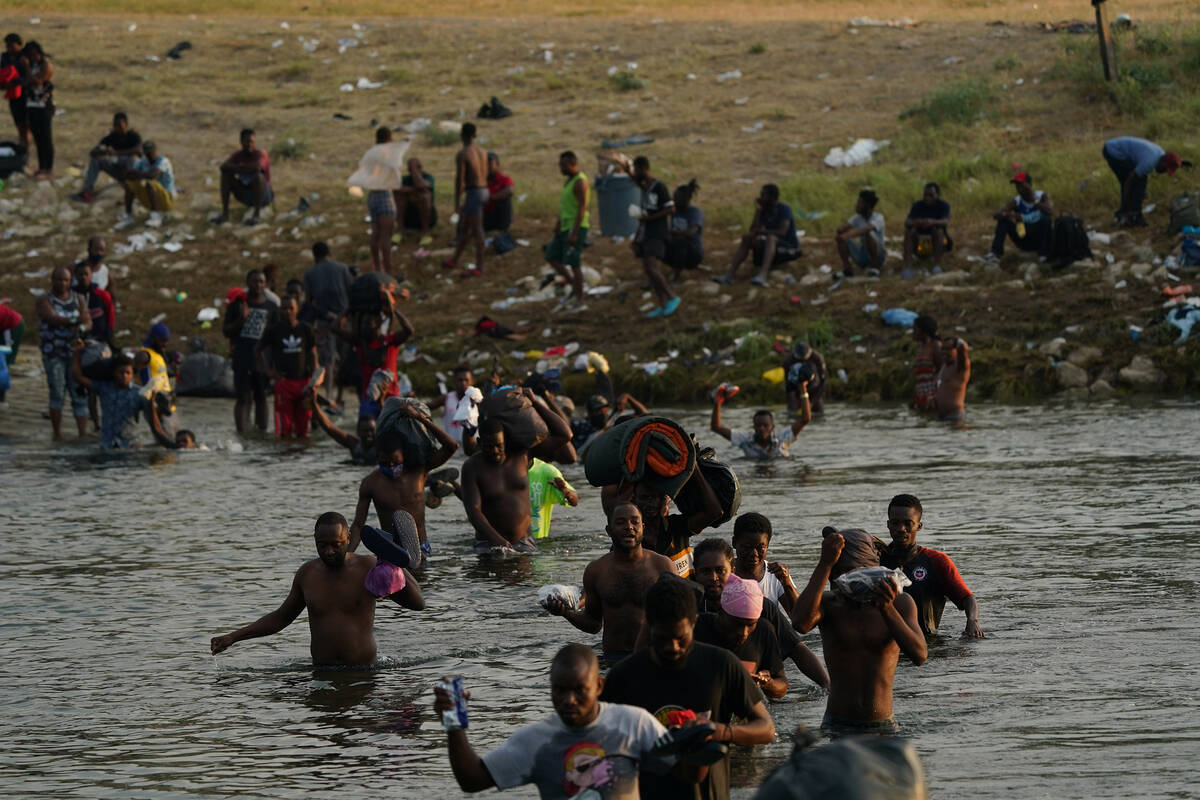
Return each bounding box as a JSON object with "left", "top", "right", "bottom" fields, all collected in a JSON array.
[
  {"left": 601, "top": 135, "right": 654, "bottom": 149},
  {"left": 166, "top": 41, "right": 192, "bottom": 60},
  {"left": 848, "top": 17, "right": 917, "bottom": 27},
  {"left": 880, "top": 308, "right": 919, "bottom": 327},
  {"left": 824, "top": 138, "right": 889, "bottom": 168},
  {"left": 716, "top": 70, "right": 742, "bottom": 83}
]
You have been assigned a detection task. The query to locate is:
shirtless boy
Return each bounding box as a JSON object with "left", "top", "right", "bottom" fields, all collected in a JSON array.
[
  {"left": 351, "top": 412, "right": 458, "bottom": 558},
  {"left": 791, "top": 528, "right": 927, "bottom": 737},
  {"left": 935, "top": 336, "right": 970, "bottom": 422},
  {"left": 210, "top": 512, "right": 425, "bottom": 667},
  {"left": 444, "top": 122, "right": 489, "bottom": 276},
  {"left": 545, "top": 503, "right": 674, "bottom": 660},
  {"left": 460, "top": 392, "right": 571, "bottom": 555}
]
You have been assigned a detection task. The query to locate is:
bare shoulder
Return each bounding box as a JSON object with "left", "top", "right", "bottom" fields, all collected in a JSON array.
[
  {"left": 893, "top": 592, "right": 918, "bottom": 615},
  {"left": 649, "top": 551, "right": 676, "bottom": 575}
]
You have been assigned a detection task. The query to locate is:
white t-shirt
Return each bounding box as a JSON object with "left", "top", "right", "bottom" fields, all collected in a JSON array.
[
  {"left": 481, "top": 702, "right": 666, "bottom": 799},
  {"left": 729, "top": 427, "right": 795, "bottom": 460},
  {"left": 848, "top": 211, "right": 886, "bottom": 254},
  {"left": 759, "top": 570, "right": 786, "bottom": 603},
  {"left": 442, "top": 390, "right": 463, "bottom": 442}
]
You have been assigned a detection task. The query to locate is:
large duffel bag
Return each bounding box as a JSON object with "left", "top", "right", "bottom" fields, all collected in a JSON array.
[
  {"left": 479, "top": 387, "right": 549, "bottom": 450},
  {"left": 376, "top": 397, "right": 440, "bottom": 466},
  {"left": 674, "top": 445, "right": 741, "bottom": 527}
]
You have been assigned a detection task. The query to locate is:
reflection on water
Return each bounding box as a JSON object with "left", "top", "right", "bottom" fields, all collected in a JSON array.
[{"left": 2, "top": 398, "right": 1199, "bottom": 798}]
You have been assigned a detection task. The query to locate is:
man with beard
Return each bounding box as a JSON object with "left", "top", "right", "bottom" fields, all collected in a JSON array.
[
  {"left": 209, "top": 512, "right": 424, "bottom": 667},
  {"left": 545, "top": 504, "right": 675, "bottom": 661},
  {"left": 602, "top": 577, "right": 774, "bottom": 800},
  {"left": 880, "top": 494, "right": 983, "bottom": 639},
  {"left": 691, "top": 538, "right": 829, "bottom": 689},
  {"left": 460, "top": 394, "right": 572, "bottom": 556},
  {"left": 791, "top": 527, "right": 927, "bottom": 737}
]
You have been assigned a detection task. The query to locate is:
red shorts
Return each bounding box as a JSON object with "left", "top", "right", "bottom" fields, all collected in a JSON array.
[{"left": 273, "top": 376, "right": 312, "bottom": 437}]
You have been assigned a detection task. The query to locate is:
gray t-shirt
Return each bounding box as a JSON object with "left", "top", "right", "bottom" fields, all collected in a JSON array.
[
  {"left": 848, "top": 211, "right": 886, "bottom": 254},
  {"left": 303, "top": 260, "right": 353, "bottom": 317},
  {"left": 481, "top": 702, "right": 665, "bottom": 799}
]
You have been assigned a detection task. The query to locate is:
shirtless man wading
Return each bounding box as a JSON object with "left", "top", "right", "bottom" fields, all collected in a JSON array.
[
  {"left": 210, "top": 512, "right": 425, "bottom": 667},
  {"left": 791, "top": 527, "right": 927, "bottom": 737},
  {"left": 545, "top": 503, "right": 675, "bottom": 660},
  {"left": 935, "top": 336, "right": 970, "bottom": 423},
  {"left": 445, "top": 122, "right": 489, "bottom": 277},
  {"left": 460, "top": 393, "right": 571, "bottom": 556},
  {"left": 350, "top": 411, "right": 458, "bottom": 557}
]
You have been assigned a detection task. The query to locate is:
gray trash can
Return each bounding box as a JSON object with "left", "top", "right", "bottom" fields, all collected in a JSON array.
[{"left": 594, "top": 173, "right": 641, "bottom": 238}]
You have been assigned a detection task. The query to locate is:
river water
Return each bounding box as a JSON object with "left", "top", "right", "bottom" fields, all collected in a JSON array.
[{"left": 2, "top": 400, "right": 1198, "bottom": 799}]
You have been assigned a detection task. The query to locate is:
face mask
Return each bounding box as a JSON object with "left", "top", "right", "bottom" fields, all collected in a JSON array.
[
  {"left": 88, "top": 253, "right": 104, "bottom": 265},
  {"left": 379, "top": 463, "right": 404, "bottom": 479}
]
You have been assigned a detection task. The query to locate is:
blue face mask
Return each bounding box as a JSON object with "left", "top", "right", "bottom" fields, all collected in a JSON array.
[{"left": 379, "top": 463, "right": 404, "bottom": 479}]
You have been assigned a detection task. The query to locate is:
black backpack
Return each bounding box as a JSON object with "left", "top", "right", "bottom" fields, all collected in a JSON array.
[{"left": 1049, "top": 215, "right": 1093, "bottom": 268}]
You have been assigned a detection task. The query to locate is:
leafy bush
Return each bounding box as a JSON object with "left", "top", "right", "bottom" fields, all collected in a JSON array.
[
  {"left": 901, "top": 78, "right": 993, "bottom": 126},
  {"left": 610, "top": 71, "right": 645, "bottom": 91}
]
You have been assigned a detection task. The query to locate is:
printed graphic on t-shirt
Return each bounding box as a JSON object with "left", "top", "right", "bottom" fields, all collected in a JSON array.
[
  {"left": 241, "top": 308, "right": 271, "bottom": 340},
  {"left": 563, "top": 741, "right": 636, "bottom": 798}
]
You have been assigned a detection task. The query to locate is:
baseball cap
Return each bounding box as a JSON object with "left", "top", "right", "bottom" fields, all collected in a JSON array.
[
  {"left": 1010, "top": 171, "right": 1031, "bottom": 184},
  {"left": 143, "top": 322, "right": 170, "bottom": 346},
  {"left": 586, "top": 394, "right": 611, "bottom": 412},
  {"left": 1163, "top": 152, "right": 1182, "bottom": 176}
]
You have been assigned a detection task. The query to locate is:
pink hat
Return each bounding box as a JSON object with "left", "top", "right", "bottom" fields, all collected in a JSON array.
[
  {"left": 720, "top": 575, "right": 763, "bottom": 620},
  {"left": 364, "top": 561, "right": 407, "bottom": 598}
]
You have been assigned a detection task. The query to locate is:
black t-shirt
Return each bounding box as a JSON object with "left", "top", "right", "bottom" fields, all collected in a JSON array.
[
  {"left": 601, "top": 642, "right": 763, "bottom": 800},
  {"left": 907, "top": 199, "right": 950, "bottom": 223},
  {"left": 639, "top": 179, "right": 674, "bottom": 242},
  {"left": 99, "top": 130, "right": 142, "bottom": 153},
  {"left": 225, "top": 297, "right": 278, "bottom": 365},
  {"left": 261, "top": 320, "right": 315, "bottom": 380},
  {"left": 643, "top": 513, "right": 696, "bottom": 578},
  {"left": 694, "top": 584, "right": 800, "bottom": 656},
  {"left": 693, "top": 612, "right": 786, "bottom": 680}
]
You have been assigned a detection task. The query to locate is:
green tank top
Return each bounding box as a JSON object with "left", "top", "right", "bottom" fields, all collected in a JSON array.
[{"left": 559, "top": 173, "right": 590, "bottom": 232}]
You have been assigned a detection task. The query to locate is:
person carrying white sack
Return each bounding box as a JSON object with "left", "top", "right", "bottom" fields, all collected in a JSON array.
[{"left": 348, "top": 126, "right": 412, "bottom": 277}]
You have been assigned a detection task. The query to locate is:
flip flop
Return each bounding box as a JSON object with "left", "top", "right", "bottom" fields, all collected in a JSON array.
[
  {"left": 662, "top": 296, "right": 682, "bottom": 316},
  {"left": 428, "top": 467, "right": 459, "bottom": 484},
  {"left": 360, "top": 524, "right": 411, "bottom": 568},
  {"left": 392, "top": 510, "right": 423, "bottom": 564}
]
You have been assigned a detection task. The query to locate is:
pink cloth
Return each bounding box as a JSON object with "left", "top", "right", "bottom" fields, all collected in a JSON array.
[
  {"left": 364, "top": 561, "right": 407, "bottom": 598},
  {"left": 721, "top": 575, "right": 763, "bottom": 620}
]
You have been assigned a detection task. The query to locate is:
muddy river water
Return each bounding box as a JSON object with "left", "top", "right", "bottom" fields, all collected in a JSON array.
[{"left": 3, "top": 399, "right": 1197, "bottom": 798}]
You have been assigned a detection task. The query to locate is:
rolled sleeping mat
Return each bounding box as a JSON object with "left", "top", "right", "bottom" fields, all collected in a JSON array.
[
  {"left": 583, "top": 415, "right": 696, "bottom": 498},
  {"left": 674, "top": 446, "right": 742, "bottom": 527},
  {"left": 479, "top": 387, "right": 549, "bottom": 450}
]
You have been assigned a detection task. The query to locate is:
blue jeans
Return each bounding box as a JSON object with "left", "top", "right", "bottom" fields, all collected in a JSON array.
[{"left": 44, "top": 355, "right": 88, "bottom": 416}]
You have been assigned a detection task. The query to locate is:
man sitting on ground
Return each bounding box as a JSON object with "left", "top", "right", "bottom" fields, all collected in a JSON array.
[
  {"left": 482, "top": 152, "right": 514, "bottom": 235},
  {"left": 902, "top": 182, "right": 951, "bottom": 275},
  {"left": 213, "top": 127, "right": 272, "bottom": 226},
  {"left": 791, "top": 527, "right": 927, "bottom": 737},
  {"left": 715, "top": 183, "right": 800, "bottom": 286},
  {"left": 210, "top": 511, "right": 424, "bottom": 667},
  {"left": 118, "top": 140, "right": 175, "bottom": 229},
  {"left": 395, "top": 158, "right": 436, "bottom": 247},
  {"left": 984, "top": 171, "right": 1053, "bottom": 264},
  {"left": 836, "top": 189, "right": 885, "bottom": 277},
  {"left": 72, "top": 111, "right": 141, "bottom": 202}
]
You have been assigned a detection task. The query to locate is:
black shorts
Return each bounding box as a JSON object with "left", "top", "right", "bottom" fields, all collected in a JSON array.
[
  {"left": 232, "top": 354, "right": 268, "bottom": 397},
  {"left": 665, "top": 238, "right": 703, "bottom": 271},
  {"left": 8, "top": 97, "right": 27, "bottom": 129},
  {"left": 635, "top": 237, "right": 667, "bottom": 261}
]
